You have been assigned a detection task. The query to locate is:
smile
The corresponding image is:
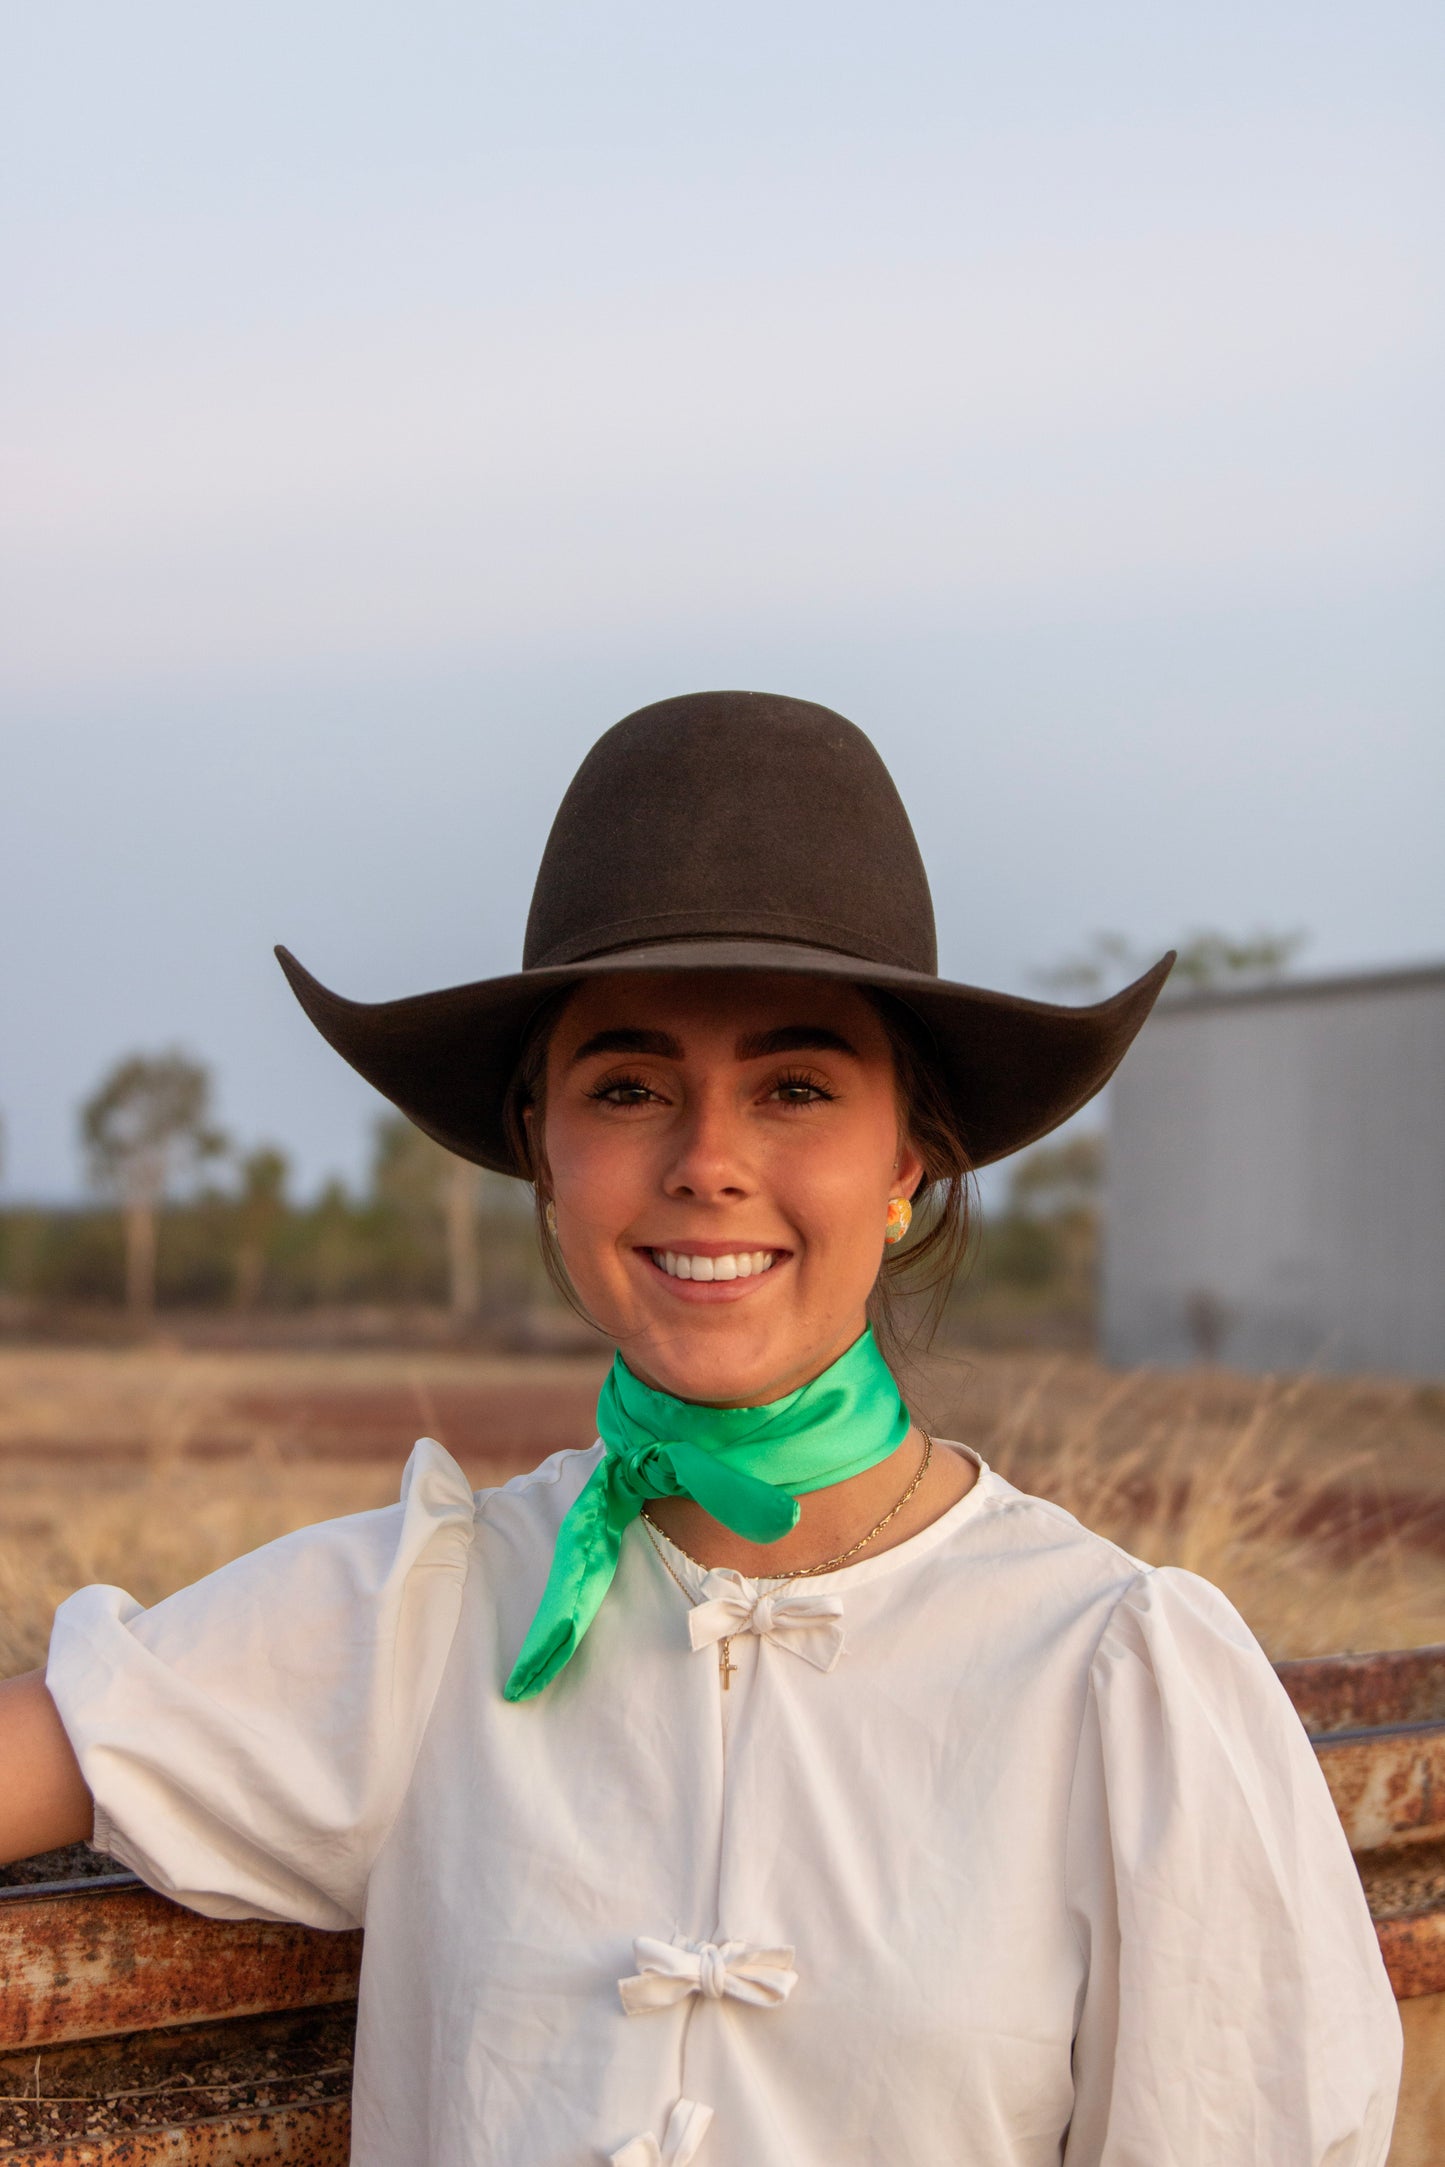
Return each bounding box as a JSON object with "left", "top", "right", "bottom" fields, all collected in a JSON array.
[{"left": 647, "top": 1250, "right": 779, "bottom": 1282}]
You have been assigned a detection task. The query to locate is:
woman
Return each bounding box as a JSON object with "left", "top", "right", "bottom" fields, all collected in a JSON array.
[{"left": 1, "top": 692, "right": 1401, "bottom": 2164}]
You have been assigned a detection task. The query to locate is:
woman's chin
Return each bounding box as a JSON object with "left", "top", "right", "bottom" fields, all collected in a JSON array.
[
  {"left": 614, "top": 1307, "right": 859, "bottom": 1409},
  {"left": 572, "top": 1249, "right": 874, "bottom": 1405}
]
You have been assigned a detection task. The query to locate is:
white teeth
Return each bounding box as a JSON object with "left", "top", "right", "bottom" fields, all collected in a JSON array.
[{"left": 652, "top": 1250, "right": 778, "bottom": 1280}]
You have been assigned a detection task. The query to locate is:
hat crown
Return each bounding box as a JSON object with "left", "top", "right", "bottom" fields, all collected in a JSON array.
[{"left": 523, "top": 691, "right": 937, "bottom": 975}]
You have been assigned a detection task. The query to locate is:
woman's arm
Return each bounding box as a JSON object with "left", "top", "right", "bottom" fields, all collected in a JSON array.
[
  {"left": 0, "top": 1670, "right": 94, "bottom": 1864},
  {"left": 1065, "top": 1567, "right": 1400, "bottom": 2164},
  {"left": 41, "top": 1440, "right": 475, "bottom": 1926}
]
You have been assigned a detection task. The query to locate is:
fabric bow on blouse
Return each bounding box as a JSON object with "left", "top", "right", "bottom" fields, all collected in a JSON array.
[
  {"left": 687, "top": 1570, "right": 846, "bottom": 1673},
  {"left": 618, "top": 1936, "right": 800, "bottom": 2014},
  {"left": 608, "top": 2097, "right": 715, "bottom": 2167},
  {"left": 611, "top": 1939, "right": 797, "bottom": 2165}
]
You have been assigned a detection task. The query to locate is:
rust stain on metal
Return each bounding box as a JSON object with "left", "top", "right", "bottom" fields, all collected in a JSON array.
[
  {"left": 1313, "top": 1726, "right": 1445, "bottom": 1853},
  {"left": 1358, "top": 1840, "right": 1445, "bottom": 2000},
  {"left": 1275, "top": 1644, "right": 1445, "bottom": 1736},
  {"left": 0, "top": 1890, "right": 360, "bottom": 2052},
  {"left": 0, "top": 2098, "right": 349, "bottom": 2163},
  {"left": 0, "top": 2004, "right": 354, "bottom": 2161},
  {"left": 1374, "top": 1910, "right": 1445, "bottom": 2002}
]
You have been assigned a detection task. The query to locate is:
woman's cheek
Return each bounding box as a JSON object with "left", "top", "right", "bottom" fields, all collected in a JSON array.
[{"left": 555, "top": 1138, "right": 648, "bottom": 1287}]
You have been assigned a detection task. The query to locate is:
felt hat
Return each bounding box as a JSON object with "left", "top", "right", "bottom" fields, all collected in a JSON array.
[{"left": 276, "top": 690, "right": 1173, "bottom": 1174}]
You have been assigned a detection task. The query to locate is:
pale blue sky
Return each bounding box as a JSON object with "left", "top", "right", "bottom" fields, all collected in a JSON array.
[{"left": 3, "top": 2, "right": 1442, "bottom": 1199}]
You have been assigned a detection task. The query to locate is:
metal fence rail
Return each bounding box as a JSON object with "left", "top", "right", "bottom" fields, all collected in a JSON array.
[{"left": 1276, "top": 1643, "right": 1445, "bottom": 2009}]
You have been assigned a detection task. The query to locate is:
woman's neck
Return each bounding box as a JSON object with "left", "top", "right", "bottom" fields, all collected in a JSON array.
[{"left": 643, "top": 1426, "right": 978, "bottom": 1576}]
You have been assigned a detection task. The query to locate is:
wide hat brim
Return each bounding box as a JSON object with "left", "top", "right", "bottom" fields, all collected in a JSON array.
[{"left": 275, "top": 937, "right": 1176, "bottom": 1177}]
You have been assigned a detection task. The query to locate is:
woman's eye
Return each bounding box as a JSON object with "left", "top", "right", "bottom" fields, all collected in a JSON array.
[
  {"left": 769, "top": 1072, "right": 835, "bottom": 1106},
  {"left": 587, "top": 1074, "right": 659, "bottom": 1107}
]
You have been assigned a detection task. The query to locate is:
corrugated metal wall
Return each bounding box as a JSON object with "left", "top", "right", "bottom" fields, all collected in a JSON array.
[{"left": 1102, "top": 966, "right": 1445, "bottom": 1377}]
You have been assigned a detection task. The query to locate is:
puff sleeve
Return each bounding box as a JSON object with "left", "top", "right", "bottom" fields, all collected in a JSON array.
[
  {"left": 1063, "top": 1566, "right": 1401, "bottom": 2166},
  {"left": 45, "top": 1438, "right": 475, "bottom": 1931}
]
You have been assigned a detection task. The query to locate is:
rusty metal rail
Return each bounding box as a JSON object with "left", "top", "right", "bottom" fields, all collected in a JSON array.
[
  {"left": 0, "top": 2105, "right": 348, "bottom": 2166},
  {"left": 1, "top": 1644, "right": 1441, "bottom": 2161},
  {"left": 0, "top": 1884, "right": 360, "bottom": 2055},
  {"left": 0, "top": 1876, "right": 359, "bottom": 2160},
  {"left": 1276, "top": 1642, "right": 1445, "bottom": 2010},
  {"left": 1278, "top": 1644, "right": 1445, "bottom": 1735},
  {"left": 0, "top": 2004, "right": 354, "bottom": 2163}
]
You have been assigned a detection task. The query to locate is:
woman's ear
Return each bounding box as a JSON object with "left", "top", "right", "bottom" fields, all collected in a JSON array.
[
  {"left": 894, "top": 1137, "right": 927, "bottom": 1200},
  {"left": 520, "top": 1100, "right": 550, "bottom": 1192}
]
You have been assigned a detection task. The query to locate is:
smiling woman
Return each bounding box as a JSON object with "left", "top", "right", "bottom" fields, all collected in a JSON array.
[{"left": 2, "top": 692, "right": 1403, "bottom": 2166}]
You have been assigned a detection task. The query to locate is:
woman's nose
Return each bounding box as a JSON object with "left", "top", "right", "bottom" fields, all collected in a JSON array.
[{"left": 661, "top": 1091, "right": 754, "bottom": 1201}]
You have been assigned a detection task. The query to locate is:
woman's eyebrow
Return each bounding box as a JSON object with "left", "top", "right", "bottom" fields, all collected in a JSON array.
[
  {"left": 735, "top": 1025, "right": 859, "bottom": 1059},
  {"left": 569, "top": 1023, "right": 859, "bottom": 1064},
  {"left": 570, "top": 1027, "right": 684, "bottom": 1064}
]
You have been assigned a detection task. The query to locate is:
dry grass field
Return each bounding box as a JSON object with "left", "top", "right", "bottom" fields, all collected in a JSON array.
[{"left": 1, "top": 1343, "right": 1442, "bottom": 1676}]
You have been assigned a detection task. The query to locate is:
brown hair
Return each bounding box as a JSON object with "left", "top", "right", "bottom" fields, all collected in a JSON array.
[
  {"left": 861, "top": 988, "right": 978, "bottom": 1361},
  {"left": 500, "top": 982, "right": 977, "bottom": 1363}
]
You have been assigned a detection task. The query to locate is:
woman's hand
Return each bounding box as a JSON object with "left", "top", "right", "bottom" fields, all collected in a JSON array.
[{"left": 0, "top": 1670, "right": 94, "bottom": 1865}]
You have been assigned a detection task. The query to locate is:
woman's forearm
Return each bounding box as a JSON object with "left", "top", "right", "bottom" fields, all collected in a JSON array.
[{"left": 0, "top": 1669, "right": 94, "bottom": 1864}]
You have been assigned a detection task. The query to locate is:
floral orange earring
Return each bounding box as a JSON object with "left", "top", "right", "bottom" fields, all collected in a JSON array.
[{"left": 884, "top": 1196, "right": 912, "bottom": 1245}]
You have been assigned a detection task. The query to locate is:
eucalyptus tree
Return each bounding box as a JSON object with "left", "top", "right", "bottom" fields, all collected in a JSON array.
[
  {"left": 1034, "top": 927, "right": 1309, "bottom": 997},
  {"left": 372, "top": 1113, "right": 481, "bottom": 1323},
  {"left": 233, "top": 1144, "right": 290, "bottom": 1311},
  {"left": 80, "top": 1052, "right": 227, "bottom": 1320}
]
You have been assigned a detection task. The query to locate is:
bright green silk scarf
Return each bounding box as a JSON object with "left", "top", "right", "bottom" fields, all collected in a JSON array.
[{"left": 503, "top": 1326, "right": 910, "bottom": 1701}]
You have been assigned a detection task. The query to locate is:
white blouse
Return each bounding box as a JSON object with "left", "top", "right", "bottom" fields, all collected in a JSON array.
[{"left": 46, "top": 1438, "right": 1401, "bottom": 2166}]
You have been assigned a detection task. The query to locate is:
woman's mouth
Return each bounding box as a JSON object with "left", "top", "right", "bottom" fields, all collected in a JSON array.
[{"left": 646, "top": 1248, "right": 779, "bottom": 1282}]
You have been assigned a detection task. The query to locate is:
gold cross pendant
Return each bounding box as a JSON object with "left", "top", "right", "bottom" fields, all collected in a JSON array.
[{"left": 718, "top": 1638, "right": 737, "bottom": 1690}]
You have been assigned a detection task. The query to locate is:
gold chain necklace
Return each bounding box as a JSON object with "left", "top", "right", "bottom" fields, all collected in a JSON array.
[{"left": 642, "top": 1431, "right": 933, "bottom": 1687}]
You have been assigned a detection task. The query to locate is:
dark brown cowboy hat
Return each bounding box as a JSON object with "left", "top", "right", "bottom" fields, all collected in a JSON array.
[{"left": 276, "top": 690, "right": 1174, "bottom": 1175}]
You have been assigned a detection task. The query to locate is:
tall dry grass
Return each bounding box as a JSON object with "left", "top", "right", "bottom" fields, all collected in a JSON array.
[
  {"left": 1, "top": 1347, "right": 1441, "bottom": 1674},
  {"left": 943, "top": 1355, "right": 1445, "bottom": 1660},
  {"left": 0, "top": 1448, "right": 400, "bottom": 1679}
]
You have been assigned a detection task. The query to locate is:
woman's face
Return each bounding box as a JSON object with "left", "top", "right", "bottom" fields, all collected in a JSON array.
[{"left": 535, "top": 970, "right": 924, "bottom": 1406}]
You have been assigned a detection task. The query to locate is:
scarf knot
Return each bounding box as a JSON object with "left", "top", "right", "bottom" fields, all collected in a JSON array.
[{"left": 612, "top": 1441, "right": 686, "bottom": 1506}]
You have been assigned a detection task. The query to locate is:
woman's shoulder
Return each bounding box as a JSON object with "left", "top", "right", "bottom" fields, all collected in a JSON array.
[
  {"left": 938, "top": 1452, "right": 1150, "bottom": 1606},
  {"left": 934, "top": 1452, "right": 1274, "bottom": 1677},
  {"left": 46, "top": 1436, "right": 485, "bottom": 1927},
  {"left": 203, "top": 1435, "right": 607, "bottom": 1600},
  {"left": 473, "top": 1438, "right": 604, "bottom": 1539}
]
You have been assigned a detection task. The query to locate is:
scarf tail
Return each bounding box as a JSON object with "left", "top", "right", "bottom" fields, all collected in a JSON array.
[{"left": 503, "top": 1462, "right": 632, "bottom": 1701}]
